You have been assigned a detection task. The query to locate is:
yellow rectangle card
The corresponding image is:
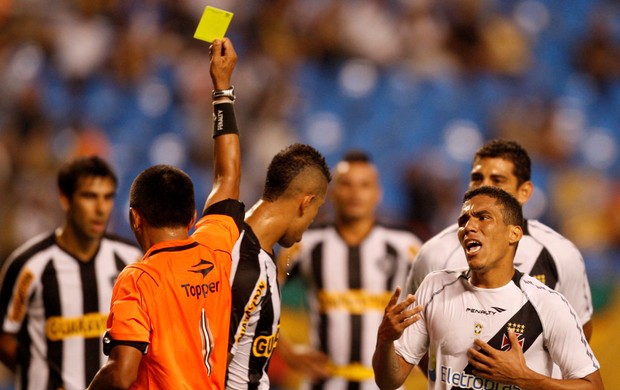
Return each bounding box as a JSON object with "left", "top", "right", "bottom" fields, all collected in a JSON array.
[{"left": 194, "top": 6, "right": 234, "bottom": 43}]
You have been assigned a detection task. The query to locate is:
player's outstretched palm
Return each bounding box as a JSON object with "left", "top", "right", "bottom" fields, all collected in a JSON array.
[{"left": 377, "top": 287, "right": 422, "bottom": 345}]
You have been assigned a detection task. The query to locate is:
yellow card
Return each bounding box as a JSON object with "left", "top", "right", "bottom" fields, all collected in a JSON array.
[{"left": 194, "top": 6, "right": 234, "bottom": 43}]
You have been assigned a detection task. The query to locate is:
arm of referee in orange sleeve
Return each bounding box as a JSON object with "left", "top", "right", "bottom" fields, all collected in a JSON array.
[{"left": 203, "top": 37, "right": 240, "bottom": 213}]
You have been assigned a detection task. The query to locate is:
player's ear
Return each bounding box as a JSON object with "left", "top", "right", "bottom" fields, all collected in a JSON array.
[
  {"left": 299, "top": 194, "right": 316, "bottom": 216},
  {"left": 129, "top": 208, "right": 140, "bottom": 231},
  {"left": 516, "top": 181, "right": 533, "bottom": 204},
  {"left": 59, "top": 193, "right": 71, "bottom": 212},
  {"left": 188, "top": 210, "right": 197, "bottom": 229},
  {"left": 509, "top": 224, "right": 523, "bottom": 245}
]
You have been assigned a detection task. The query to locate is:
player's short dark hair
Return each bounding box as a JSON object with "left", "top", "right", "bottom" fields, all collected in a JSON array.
[
  {"left": 57, "top": 156, "right": 117, "bottom": 198},
  {"left": 342, "top": 150, "right": 373, "bottom": 164},
  {"left": 262, "top": 143, "right": 331, "bottom": 202},
  {"left": 473, "top": 139, "right": 531, "bottom": 186},
  {"left": 130, "top": 165, "right": 195, "bottom": 228},
  {"left": 463, "top": 186, "right": 524, "bottom": 228}
]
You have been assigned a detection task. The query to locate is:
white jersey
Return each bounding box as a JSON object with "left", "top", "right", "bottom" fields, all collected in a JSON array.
[
  {"left": 0, "top": 231, "right": 142, "bottom": 390},
  {"left": 407, "top": 220, "right": 593, "bottom": 326},
  {"left": 227, "top": 226, "right": 281, "bottom": 390},
  {"left": 289, "top": 222, "right": 421, "bottom": 390},
  {"left": 395, "top": 269, "right": 600, "bottom": 389}
]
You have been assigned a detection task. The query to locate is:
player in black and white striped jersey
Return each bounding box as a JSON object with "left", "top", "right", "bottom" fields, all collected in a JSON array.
[
  {"left": 278, "top": 150, "right": 422, "bottom": 390},
  {"left": 0, "top": 156, "right": 142, "bottom": 390},
  {"left": 226, "top": 144, "right": 331, "bottom": 390}
]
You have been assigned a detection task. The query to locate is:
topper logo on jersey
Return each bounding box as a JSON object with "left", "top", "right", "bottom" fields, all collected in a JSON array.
[
  {"left": 188, "top": 259, "right": 215, "bottom": 278},
  {"left": 181, "top": 281, "right": 220, "bottom": 299},
  {"left": 46, "top": 313, "right": 108, "bottom": 341},
  {"left": 465, "top": 306, "right": 506, "bottom": 316},
  {"left": 252, "top": 329, "right": 279, "bottom": 358}
]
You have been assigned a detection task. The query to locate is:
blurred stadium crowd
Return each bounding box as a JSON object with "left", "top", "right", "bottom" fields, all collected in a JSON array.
[{"left": 1, "top": 0, "right": 620, "bottom": 386}]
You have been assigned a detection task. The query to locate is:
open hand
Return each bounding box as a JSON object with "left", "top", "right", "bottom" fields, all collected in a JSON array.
[{"left": 376, "top": 287, "right": 423, "bottom": 345}]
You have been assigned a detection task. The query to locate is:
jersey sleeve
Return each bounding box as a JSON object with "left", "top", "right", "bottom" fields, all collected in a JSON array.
[
  {"left": 194, "top": 199, "right": 244, "bottom": 253},
  {"left": 541, "top": 290, "right": 600, "bottom": 379},
  {"left": 106, "top": 266, "right": 152, "bottom": 344},
  {"left": 0, "top": 262, "right": 36, "bottom": 334},
  {"left": 554, "top": 246, "right": 593, "bottom": 326},
  {"left": 406, "top": 242, "right": 438, "bottom": 295},
  {"left": 228, "top": 249, "right": 262, "bottom": 351}
]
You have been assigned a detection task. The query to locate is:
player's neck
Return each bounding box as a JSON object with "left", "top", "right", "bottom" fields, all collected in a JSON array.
[
  {"left": 336, "top": 216, "right": 375, "bottom": 246},
  {"left": 141, "top": 226, "right": 189, "bottom": 251},
  {"left": 55, "top": 226, "right": 100, "bottom": 263},
  {"left": 245, "top": 200, "right": 281, "bottom": 254},
  {"left": 470, "top": 266, "right": 515, "bottom": 289}
]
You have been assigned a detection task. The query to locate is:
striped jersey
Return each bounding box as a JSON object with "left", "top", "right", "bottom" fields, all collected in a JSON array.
[
  {"left": 407, "top": 220, "right": 593, "bottom": 326},
  {"left": 288, "top": 222, "right": 421, "bottom": 390},
  {"left": 0, "top": 231, "right": 142, "bottom": 390},
  {"left": 226, "top": 225, "right": 280, "bottom": 390},
  {"left": 105, "top": 199, "right": 245, "bottom": 390},
  {"left": 395, "top": 268, "right": 600, "bottom": 389}
]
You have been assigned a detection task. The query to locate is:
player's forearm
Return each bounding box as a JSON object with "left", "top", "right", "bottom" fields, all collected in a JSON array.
[
  {"left": 0, "top": 333, "right": 17, "bottom": 371},
  {"left": 372, "top": 341, "right": 410, "bottom": 390},
  {"left": 87, "top": 363, "right": 135, "bottom": 390},
  {"left": 207, "top": 130, "right": 240, "bottom": 201}
]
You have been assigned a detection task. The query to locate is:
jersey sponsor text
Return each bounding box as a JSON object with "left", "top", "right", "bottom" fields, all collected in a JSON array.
[
  {"left": 46, "top": 312, "right": 108, "bottom": 341},
  {"left": 181, "top": 281, "right": 220, "bottom": 299},
  {"left": 441, "top": 366, "right": 521, "bottom": 389},
  {"left": 317, "top": 289, "right": 392, "bottom": 314}
]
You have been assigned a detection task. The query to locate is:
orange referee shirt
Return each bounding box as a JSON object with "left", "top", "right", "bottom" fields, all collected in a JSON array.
[{"left": 106, "top": 200, "right": 244, "bottom": 389}]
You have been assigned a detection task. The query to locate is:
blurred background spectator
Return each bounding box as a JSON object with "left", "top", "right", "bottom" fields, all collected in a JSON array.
[{"left": 1, "top": 0, "right": 619, "bottom": 388}]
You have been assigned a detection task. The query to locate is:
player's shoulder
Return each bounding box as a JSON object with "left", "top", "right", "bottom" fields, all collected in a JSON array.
[
  {"left": 518, "top": 272, "right": 564, "bottom": 302},
  {"left": 417, "top": 223, "right": 460, "bottom": 257},
  {"left": 517, "top": 272, "right": 576, "bottom": 315},
  {"left": 373, "top": 221, "right": 423, "bottom": 244},
  {"left": 3, "top": 232, "right": 56, "bottom": 270},
  {"left": 298, "top": 221, "right": 336, "bottom": 241},
  {"left": 119, "top": 261, "right": 161, "bottom": 287},
  {"left": 525, "top": 220, "right": 582, "bottom": 256},
  {"left": 426, "top": 267, "right": 467, "bottom": 282},
  {"left": 416, "top": 267, "right": 468, "bottom": 301},
  {"left": 235, "top": 225, "right": 262, "bottom": 259}
]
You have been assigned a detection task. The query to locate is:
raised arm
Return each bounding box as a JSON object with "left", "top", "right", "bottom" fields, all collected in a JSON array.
[
  {"left": 372, "top": 288, "right": 422, "bottom": 390},
  {"left": 203, "top": 38, "right": 241, "bottom": 213}
]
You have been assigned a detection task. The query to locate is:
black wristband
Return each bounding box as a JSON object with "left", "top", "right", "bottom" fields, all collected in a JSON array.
[{"left": 212, "top": 102, "right": 239, "bottom": 138}]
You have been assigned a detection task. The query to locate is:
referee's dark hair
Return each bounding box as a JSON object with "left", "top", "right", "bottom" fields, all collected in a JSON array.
[
  {"left": 130, "top": 165, "right": 196, "bottom": 228},
  {"left": 58, "top": 155, "right": 118, "bottom": 198},
  {"left": 473, "top": 139, "right": 531, "bottom": 186},
  {"left": 262, "top": 143, "right": 331, "bottom": 202},
  {"left": 463, "top": 186, "right": 524, "bottom": 228}
]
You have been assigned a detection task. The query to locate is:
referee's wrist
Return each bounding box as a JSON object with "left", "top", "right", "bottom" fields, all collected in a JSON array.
[{"left": 212, "top": 86, "right": 235, "bottom": 102}]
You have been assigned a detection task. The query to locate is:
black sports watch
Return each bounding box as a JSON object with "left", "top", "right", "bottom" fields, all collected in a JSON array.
[{"left": 212, "top": 86, "right": 235, "bottom": 101}]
